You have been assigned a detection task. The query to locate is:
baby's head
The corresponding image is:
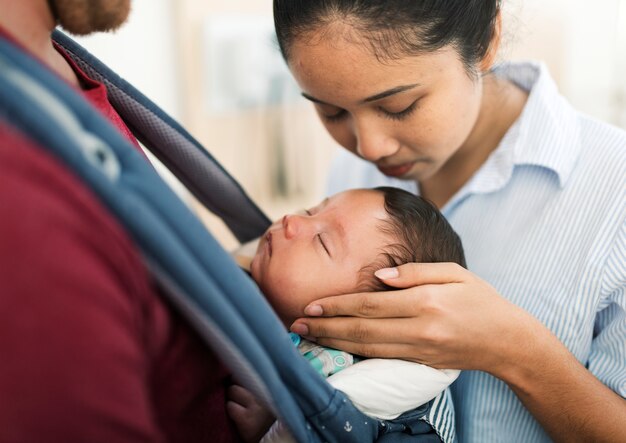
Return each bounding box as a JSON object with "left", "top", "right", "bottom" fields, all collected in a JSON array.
[{"left": 251, "top": 187, "right": 465, "bottom": 325}]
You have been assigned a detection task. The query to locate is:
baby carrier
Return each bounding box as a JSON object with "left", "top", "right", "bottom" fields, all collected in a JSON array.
[{"left": 0, "top": 30, "right": 456, "bottom": 442}]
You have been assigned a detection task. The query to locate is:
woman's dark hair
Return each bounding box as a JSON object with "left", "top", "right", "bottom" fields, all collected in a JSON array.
[
  {"left": 358, "top": 186, "right": 466, "bottom": 292},
  {"left": 273, "top": 0, "right": 500, "bottom": 73}
]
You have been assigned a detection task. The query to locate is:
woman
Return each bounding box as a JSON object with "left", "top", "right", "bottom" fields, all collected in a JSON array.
[{"left": 274, "top": 1, "right": 626, "bottom": 441}]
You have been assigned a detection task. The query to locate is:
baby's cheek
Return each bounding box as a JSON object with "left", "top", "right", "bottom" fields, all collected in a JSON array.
[{"left": 269, "top": 275, "right": 313, "bottom": 310}]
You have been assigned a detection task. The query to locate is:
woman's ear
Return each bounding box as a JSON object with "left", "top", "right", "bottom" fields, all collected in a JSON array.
[{"left": 479, "top": 11, "right": 502, "bottom": 72}]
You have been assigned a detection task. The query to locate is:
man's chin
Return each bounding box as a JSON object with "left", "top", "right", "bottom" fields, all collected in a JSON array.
[{"left": 50, "top": 0, "right": 131, "bottom": 35}]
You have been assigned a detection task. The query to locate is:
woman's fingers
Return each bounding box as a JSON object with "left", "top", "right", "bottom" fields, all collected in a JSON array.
[
  {"left": 376, "top": 262, "right": 467, "bottom": 288},
  {"left": 291, "top": 317, "right": 420, "bottom": 345},
  {"left": 301, "top": 263, "right": 467, "bottom": 319},
  {"left": 291, "top": 268, "right": 527, "bottom": 372},
  {"left": 302, "top": 288, "right": 423, "bottom": 319}
]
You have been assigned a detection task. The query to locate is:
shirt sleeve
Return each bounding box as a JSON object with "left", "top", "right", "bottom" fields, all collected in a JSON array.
[
  {"left": 326, "top": 358, "right": 460, "bottom": 420},
  {"left": 0, "top": 126, "right": 166, "bottom": 442},
  {"left": 588, "top": 219, "right": 626, "bottom": 397}
]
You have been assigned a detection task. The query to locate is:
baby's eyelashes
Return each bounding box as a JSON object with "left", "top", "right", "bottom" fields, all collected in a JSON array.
[
  {"left": 294, "top": 208, "right": 309, "bottom": 216},
  {"left": 317, "top": 233, "right": 331, "bottom": 257}
]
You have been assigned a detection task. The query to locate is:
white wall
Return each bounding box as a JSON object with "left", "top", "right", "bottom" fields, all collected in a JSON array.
[
  {"left": 70, "top": 0, "right": 626, "bottom": 129},
  {"left": 71, "top": 0, "right": 193, "bottom": 209},
  {"left": 504, "top": 0, "right": 626, "bottom": 125},
  {"left": 72, "top": 0, "right": 182, "bottom": 120}
]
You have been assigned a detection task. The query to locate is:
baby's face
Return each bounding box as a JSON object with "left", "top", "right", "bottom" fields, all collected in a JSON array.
[{"left": 251, "top": 189, "right": 392, "bottom": 325}]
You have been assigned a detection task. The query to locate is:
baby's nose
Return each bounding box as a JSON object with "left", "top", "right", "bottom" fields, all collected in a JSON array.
[{"left": 282, "top": 214, "right": 307, "bottom": 239}]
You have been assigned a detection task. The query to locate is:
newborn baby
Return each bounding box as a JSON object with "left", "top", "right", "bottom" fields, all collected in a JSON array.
[{"left": 232, "top": 187, "right": 465, "bottom": 442}]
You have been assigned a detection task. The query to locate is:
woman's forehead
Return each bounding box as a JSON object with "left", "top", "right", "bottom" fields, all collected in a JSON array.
[{"left": 289, "top": 37, "right": 461, "bottom": 101}]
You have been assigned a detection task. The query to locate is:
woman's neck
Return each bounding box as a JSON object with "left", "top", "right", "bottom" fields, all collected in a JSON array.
[
  {"left": 419, "top": 74, "right": 528, "bottom": 208},
  {"left": 0, "top": 0, "right": 81, "bottom": 87}
]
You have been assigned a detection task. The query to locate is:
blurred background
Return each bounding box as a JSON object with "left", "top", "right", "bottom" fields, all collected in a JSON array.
[{"left": 73, "top": 0, "right": 626, "bottom": 250}]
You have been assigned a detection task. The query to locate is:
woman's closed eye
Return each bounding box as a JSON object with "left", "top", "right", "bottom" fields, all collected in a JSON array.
[
  {"left": 379, "top": 99, "right": 419, "bottom": 121},
  {"left": 320, "top": 99, "right": 420, "bottom": 123},
  {"left": 320, "top": 108, "right": 347, "bottom": 123}
]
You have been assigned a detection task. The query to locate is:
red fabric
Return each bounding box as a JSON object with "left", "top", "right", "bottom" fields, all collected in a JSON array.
[
  {"left": 0, "top": 33, "right": 237, "bottom": 443},
  {"left": 53, "top": 42, "right": 143, "bottom": 152}
]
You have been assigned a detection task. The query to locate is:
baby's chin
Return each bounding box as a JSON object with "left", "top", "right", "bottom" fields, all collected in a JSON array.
[
  {"left": 274, "top": 308, "right": 298, "bottom": 329},
  {"left": 249, "top": 252, "right": 262, "bottom": 283},
  {"left": 253, "top": 280, "right": 299, "bottom": 327},
  {"left": 249, "top": 236, "right": 267, "bottom": 278}
]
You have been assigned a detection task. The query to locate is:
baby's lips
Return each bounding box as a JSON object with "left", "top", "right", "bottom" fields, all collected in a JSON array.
[{"left": 266, "top": 231, "right": 273, "bottom": 256}]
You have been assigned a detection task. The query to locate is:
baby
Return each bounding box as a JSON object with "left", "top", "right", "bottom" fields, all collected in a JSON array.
[
  {"left": 231, "top": 186, "right": 465, "bottom": 442},
  {"left": 250, "top": 186, "right": 465, "bottom": 326}
]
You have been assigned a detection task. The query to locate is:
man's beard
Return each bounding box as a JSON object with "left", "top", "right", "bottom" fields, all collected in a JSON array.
[{"left": 49, "top": 0, "right": 132, "bottom": 35}]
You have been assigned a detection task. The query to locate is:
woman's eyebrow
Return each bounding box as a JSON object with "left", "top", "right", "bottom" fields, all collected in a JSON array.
[
  {"left": 301, "top": 84, "right": 420, "bottom": 106},
  {"left": 301, "top": 93, "right": 329, "bottom": 105},
  {"left": 361, "top": 84, "right": 420, "bottom": 103}
]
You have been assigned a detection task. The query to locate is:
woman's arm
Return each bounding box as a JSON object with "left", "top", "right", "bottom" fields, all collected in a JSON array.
[{"left": 290, "top": 262, "right": 626, "bottom": 443}]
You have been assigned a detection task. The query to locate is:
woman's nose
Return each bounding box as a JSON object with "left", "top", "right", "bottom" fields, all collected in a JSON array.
[{"left": 354, "top": 121, "right": 400, "bottom": 162}]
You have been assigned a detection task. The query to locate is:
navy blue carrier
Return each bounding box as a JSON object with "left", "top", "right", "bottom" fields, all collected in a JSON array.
[{"left": 0, "top": 30, "right": 455, "bottom": 442}]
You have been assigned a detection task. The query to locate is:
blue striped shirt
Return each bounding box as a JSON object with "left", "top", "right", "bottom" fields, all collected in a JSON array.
[{"left": 327, "top": 61, "right": 626, "bottom": 442}]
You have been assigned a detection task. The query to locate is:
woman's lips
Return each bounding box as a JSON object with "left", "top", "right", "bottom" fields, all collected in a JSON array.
[{"left": 377, "top": 162, "right": 415, "bottom": 178}]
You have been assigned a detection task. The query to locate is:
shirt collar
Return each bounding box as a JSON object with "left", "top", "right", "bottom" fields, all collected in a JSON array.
[{"left": 461, "top": 61, "right": 581, "bottom": 199}]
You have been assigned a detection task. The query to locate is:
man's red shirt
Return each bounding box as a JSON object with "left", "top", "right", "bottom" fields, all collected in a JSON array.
[{"left": 0, "top": 34, "right": 236, "bottom": 442}]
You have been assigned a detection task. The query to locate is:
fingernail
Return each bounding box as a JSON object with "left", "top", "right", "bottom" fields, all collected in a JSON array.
[
  {"left": 290, "top": 322, "right": 309, "bottom": 336},
  {"left": 304, "top": 304, "right": 323, "bottom": 316},
  {"left": 375, "top": 267, "right": 399, "bottom": 279}
]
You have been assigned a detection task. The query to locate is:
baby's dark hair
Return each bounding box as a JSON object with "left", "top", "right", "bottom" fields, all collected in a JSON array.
[{"left": 357, "top": 186, "right": 466, "bottom": 292}]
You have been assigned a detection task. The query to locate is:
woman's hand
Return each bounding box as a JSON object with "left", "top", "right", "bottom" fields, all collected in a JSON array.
[
  {"left": 290, "top": 262, "right": 626, "bottom": 442},
  {"left": 290, "top": 262, "right": 549, "bottom": 377}
]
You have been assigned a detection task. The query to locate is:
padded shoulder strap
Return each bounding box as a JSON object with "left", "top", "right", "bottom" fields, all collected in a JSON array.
[
  {"left": 0, "top": 32, "right": 385, "bottom": 443},
  {"left": 51, "top": 30, "right": 270, "bottom": 244}
]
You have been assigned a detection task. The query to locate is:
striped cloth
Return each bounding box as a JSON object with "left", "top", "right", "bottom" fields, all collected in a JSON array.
[
  {"left": 290, "top": 333, "right": 357, "bottom": 377},
  {"left": 290, "top": 333, "right": 457, "bottom": 442},
  {"left": 327, "top": 61, "right": 626, "bottom": 442}
]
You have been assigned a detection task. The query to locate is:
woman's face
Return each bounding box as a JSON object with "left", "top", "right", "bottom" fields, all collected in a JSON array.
[
  {"left": 287, "top": 28, "right": 484, "bottom": 182},
  {"left": 250, "top": 189, "right": 392, "bottom": 326}
]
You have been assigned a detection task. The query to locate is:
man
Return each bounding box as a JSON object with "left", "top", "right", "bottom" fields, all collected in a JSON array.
[{"left": 0, "top": 1, "right": 236, "bottom": 441}]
